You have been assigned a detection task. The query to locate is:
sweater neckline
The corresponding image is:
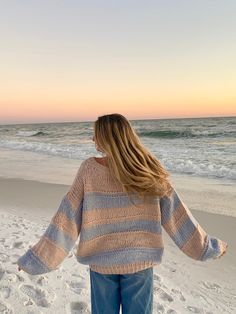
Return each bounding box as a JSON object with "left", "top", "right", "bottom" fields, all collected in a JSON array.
[{"left": 92, "top": 157, "right": 109, "bottom": 171}]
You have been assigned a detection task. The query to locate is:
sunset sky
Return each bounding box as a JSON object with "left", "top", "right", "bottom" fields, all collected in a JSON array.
[{"left": 0, "top": 1, "right": 235, "bottom": 124}]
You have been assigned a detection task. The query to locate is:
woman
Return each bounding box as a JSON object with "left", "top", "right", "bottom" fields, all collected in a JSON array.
[{"left": 18, "top": 113, "right": 228, "bottom": 314}]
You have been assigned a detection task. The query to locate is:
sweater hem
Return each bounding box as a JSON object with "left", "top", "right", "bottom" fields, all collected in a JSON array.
[{"left": 89, "top": 260, "right": 159, "bottom": 274}]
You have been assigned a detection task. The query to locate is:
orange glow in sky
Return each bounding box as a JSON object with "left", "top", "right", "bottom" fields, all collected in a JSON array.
[{"left": 1, "top": 2, "right": 235, "bottom": 124}]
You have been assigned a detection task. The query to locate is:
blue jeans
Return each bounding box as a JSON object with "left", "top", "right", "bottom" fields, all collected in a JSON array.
[{"left": 89, "top": 267, "right": 153, "bottom": 314}]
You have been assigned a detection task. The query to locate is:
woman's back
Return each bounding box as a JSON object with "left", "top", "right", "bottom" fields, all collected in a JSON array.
[{"left": 78, "top": 156, "right": 161, "bottom": 274}]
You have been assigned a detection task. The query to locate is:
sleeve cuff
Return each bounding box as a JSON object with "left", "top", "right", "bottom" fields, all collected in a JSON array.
[
  {"left": 201, "top": 236, "right": 228, "bottom": 261},
  {"left": 17, "top": 249, "right": 53, "bottom": 275}
]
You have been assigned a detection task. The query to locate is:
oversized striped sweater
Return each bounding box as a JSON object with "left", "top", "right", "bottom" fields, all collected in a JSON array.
[{"left": 17, "top": 156, "right": 228, "bottom": 275}]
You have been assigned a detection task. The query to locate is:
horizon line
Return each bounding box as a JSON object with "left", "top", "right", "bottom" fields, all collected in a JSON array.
[{"left": 0, "top": 114, "right": 235, "bottom": 126}]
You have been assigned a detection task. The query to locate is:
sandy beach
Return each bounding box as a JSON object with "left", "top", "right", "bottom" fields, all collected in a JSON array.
[{"left": 0, "top": 172, "right": 235, "bottom": 313}]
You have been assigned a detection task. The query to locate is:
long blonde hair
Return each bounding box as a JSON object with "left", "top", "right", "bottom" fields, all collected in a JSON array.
[{"left": 93, "top": 113, "right": 172, "bottom": 204}]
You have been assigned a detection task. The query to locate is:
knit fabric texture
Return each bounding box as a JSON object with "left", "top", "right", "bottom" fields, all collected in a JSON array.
[{"left": 17, "top": 156, "right": 228, "bottom": 275}]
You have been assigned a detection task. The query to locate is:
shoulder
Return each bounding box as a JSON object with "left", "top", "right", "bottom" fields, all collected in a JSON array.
[{"left": 78, "top": 157, "right": 93, "bottom": 173}]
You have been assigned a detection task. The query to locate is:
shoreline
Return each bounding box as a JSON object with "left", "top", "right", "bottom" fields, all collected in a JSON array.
[{"left": 0, "top": 168, "right": 235, "bottom": 217}]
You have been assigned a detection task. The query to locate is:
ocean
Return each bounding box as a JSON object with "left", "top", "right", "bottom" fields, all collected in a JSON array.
[{"left": 0, "top": 116, "right": 235, "bottom": 181}]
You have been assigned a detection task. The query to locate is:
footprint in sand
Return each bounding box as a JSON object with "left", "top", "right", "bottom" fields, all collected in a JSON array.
[
  {"left": 163, "top": 264, "right": 177, "bottom": 273},
  {"left": 171, "top": 288, "right": 186, "bottom": 301},
  {"left": 15, "top": 273, "right": 25, "bottom": 282},
  {"left": 12, "top": 222, "right": 19, "bottom": 227},
  {"left": 12, "top": 241, "right": 25, "bottom": 249},
  {"left": 12, "top": 252, "right": 21, "bottom": 257},
  {"left": 186, "top": 305, "right": 204, "bottom": 313},
  {"left": 190, "top": 289, "right": 212, "bottom": 306},
  {"left": 166, "top": 309, "right": 178, "bottom": 314},
  {"left": 154, "top": 287, "right": 174, "bottom": 302},
  {"left": 0, "top": 286, "right": 11, "bottom": 298},
  {"left": 0, "top": 254, "right": 9, "bottom": 263},
  {"left": 70, "top": 301, "right": 90, "bottom": 314},
  {"left": 153, "top": 273, "right": 163, "bottom": 284},
  {"left": 19, "top": 284, "right": 56, "bottom": 308},
  {"left": 5, "top": 273, "right": 18, "bottom": 283},
  {"left": 0, "top": 269, "right": 5, "bottom": 281},
  {"left": 23, "top": 298, "right": 34, "bottom": 306},
  {"left": 155, "top": 302, "right": 165, "bottom": 313},
  {"left": 10, "top": 254, "right": 21, "bottom": 264},
  {"left": 66, "top": 280, "right": 88, "bottom": 296},
  {"left": 71, "top": 273, "right": 86, "bottom": 280},
  {"left": 0, "top": 301, "right": 13, "bottom": 313},
  {"left": 200, "top": 281, "right": 221, "bottom": 291},
  {"left": 36, "top": 276, "right": 48, "bottom": 286}
]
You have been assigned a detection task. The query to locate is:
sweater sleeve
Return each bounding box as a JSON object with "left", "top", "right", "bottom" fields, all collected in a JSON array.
[
  {"left": 160, "top": 184, "right": 228, "bottom": 261},
  {"left": 17, "top": 160, "right": 86, "bottom": 275}
]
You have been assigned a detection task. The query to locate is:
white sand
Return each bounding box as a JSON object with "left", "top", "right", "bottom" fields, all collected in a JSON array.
[{"left": 0, "top": 176, "right": 235, "bottom": 313}]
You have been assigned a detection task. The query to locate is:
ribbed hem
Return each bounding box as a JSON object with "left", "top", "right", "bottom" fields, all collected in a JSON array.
[{"left": 89, "top": 260, "right": 159, "bottom": 274}]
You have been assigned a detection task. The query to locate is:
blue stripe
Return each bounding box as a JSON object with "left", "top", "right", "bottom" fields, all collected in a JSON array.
[
  {"left": 17, "top": 249, "right": 52, "bottom": 275},
  {"left": 83, "top": 192, "right": 158, "bottom": 211},
  {"left": 43, "top": 224, "right": 75, "bottom": 252},
  {"left": 74, "top": 199, "right": 83, "bottom": 227},
  {"left": 57, "top": 195, "right": 76, "bottom": 220},
  {"left": 80, "top": 220, "right": 162, "bottom": 242},
  {"left": 171, "top": 215, "right": 197, "bottom": 248},
  {"left": 57, "top": 194, "right": 83, "bottom": 228},
  {"left": 200, "top": 235, "right": 221, "bottom": 261},
  {"left": 77, "top": 247, "right": 164, "bottom": 265},
  {"left": 160, "top": 189, "right": 181, "bottom": 225}
]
